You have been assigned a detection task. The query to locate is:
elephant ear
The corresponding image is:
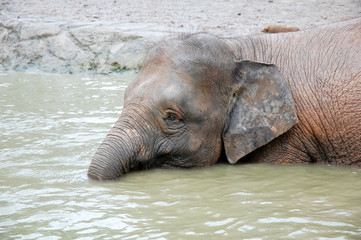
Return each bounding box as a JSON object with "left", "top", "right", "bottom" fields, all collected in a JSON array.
[{"left": 222, "top": 60, "right": 298, "bottom": 164}]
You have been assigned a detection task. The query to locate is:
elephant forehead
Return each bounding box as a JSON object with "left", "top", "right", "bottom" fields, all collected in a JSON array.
[
  {"left": 129, "top": 67, "right": 214, "bottom": 114},
  {"left": 155, "top": 83, "right": 213, "bottom": 118}
]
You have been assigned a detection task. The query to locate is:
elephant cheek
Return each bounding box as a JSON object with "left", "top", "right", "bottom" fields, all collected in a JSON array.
[
  {"left": 194, "top": 136, "right": 223, "bottom": 166},
  {"left": 208, "top": 137, "right": 223, "bottom": 165},
  {"left": 189, "top": 137, "right": 203, "bottom": 153}
]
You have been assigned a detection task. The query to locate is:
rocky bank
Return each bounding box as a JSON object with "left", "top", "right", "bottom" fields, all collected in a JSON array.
[
  {"left": 0, "top": 0, "right": 360, "bottom": 74},
  {"left": 0, "top": 12, "right": 170, "bottom": 74}
]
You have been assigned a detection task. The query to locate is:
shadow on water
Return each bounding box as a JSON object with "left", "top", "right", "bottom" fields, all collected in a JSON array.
[{"left": 0, "top": 72, "right": 360, "bottom": 239}]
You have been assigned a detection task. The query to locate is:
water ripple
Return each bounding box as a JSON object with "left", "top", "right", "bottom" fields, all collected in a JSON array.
[{"left": 1, "top": 73, "right": 360, "bottom": 239}]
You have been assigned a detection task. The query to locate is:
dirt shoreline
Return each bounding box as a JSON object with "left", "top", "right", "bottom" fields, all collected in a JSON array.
[{"left": 0, "top": 0, "right": 360, "bottom": 74}]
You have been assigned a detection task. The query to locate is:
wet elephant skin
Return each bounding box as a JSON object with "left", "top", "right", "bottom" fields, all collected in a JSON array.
[{"left": 88, "top": 18, "right": 361, "bottom": 180}]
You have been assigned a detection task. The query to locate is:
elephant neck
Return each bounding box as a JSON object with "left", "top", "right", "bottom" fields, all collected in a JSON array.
[
  {"left": 225, "top": 34, "right": 283, "bottom": 64},
  {"left": 225, "top": 33, "right": 301, "bottom": 93}
]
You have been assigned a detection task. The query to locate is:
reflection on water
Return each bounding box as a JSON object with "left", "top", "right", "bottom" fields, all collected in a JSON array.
[{"left": 1, "top": 72, "right": 360, "bottom": 239}]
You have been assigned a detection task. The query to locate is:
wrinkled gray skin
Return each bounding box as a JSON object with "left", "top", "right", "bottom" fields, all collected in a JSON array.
[{"left": 88, "top": 19, "right": 361, "bottom": 181}]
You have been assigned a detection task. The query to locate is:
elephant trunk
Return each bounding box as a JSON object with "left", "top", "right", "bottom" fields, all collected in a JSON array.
[{"left": 88, "top": 120, "right": 145, "bottom": 181}]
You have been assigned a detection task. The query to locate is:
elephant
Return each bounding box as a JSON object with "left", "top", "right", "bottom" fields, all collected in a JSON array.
[{"left": 88, "top": 18, "right": 361, "bottom": 181}]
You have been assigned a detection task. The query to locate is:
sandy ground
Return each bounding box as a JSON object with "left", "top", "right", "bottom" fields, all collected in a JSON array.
[{"left": 1, "top": 0, "right": 361, "bottom": 36}]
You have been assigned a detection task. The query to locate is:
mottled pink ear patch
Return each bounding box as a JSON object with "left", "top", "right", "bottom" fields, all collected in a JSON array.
[{"left": 223, "top": 60, "right": 298, "bottom": 164}]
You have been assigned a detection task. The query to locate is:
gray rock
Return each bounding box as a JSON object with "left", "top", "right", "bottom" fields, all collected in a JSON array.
[
  {"left": 0, "top": 12, "right": 168, "bottom": 74},
  {"left": 0, "top": 28, "right": 9, "bottom": 42},
  {"left": 19, "top": 22, "right": 62, "bottom": 40},
  {"left": 48, "top": 32, "right": 79, "bottom": 60}
]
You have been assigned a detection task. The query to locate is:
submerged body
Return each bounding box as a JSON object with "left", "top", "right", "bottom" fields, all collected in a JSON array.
[{"left": 89, "top": 18, "right": 361, "bottom": 180}]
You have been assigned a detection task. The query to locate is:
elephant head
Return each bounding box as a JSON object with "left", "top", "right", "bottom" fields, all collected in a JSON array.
[{"left": 88, "top": 33, "right": 298, "bottom": 181}]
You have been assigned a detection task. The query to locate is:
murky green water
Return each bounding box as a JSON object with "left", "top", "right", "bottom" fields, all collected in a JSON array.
[{"left": 1, "top": 72, "right": 360, "bottom": 239}]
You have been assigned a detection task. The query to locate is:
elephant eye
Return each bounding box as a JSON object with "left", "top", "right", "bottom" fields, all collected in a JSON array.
[
  {"left": 164, "top": 109, "right": 182, "bottom": 124},
  {"left": 166, "top": 113, "right": 177, "bottom": 121}
]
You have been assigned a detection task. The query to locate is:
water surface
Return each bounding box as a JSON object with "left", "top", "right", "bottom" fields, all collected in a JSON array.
[{"left": 1, "top": 72, "right": 360, "bottom": 239}]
